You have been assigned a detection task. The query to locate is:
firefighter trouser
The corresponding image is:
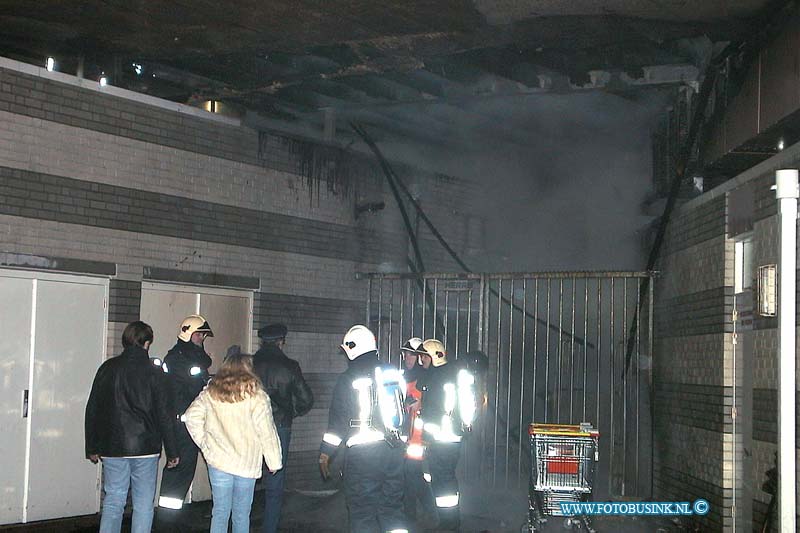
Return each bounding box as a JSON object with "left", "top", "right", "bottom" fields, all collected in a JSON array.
[
  {"left": 156, "top": 422, "right": 199, "bottom": 522},
  {"left": 344, "top": 441, "right": 407, "bottom": 533},
  {"left": 403, "top": 458, "right": 435, "bottom": 522},
  {"left": 427, "top": 442, "right": 461, "bottom": 531}
]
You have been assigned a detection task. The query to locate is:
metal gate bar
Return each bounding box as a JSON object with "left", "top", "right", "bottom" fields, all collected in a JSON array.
[{"left": 357, "top": 271, "right": 654, "bottom": 497}]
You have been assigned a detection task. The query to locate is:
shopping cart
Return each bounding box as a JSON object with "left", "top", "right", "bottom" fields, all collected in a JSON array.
[{"left": 525, "top": 423, "right": 599, "bottom": 532}]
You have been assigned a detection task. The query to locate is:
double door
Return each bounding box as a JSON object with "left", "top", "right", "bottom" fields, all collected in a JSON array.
[
  {"left": 0, "top": 271, "right": 108, "bottom": 525},
  {"left": 140, "top": 282, "right": 253, "bottom": 502}
]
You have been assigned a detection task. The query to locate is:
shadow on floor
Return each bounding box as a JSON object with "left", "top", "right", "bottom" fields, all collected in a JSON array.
[{"left": 0, "top": 488, "right": 702, "bottom": 532}]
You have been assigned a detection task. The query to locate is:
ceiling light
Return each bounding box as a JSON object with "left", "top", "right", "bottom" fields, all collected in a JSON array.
[
  {"left": 778, "top": 138, "right": 785, "bottom": 151},
  {"left": 45, "top": 57, "right": 55, "bottom": 72},
  {"left": 99, "top": 74, "right": 108, "bottom": 87},
  {"left": 132, "top": 62, "right": 143, "bottom": 75}
]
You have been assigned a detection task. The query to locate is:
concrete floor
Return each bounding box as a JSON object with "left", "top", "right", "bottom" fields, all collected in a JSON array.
[{"left": 0, "top": 487, "right": 699, "bottom": 532}]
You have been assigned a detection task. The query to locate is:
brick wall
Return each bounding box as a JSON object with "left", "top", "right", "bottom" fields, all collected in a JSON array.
[
  {"left": 108, "top": 279, "right": 141, "bottom": 323},
  {"left": 0, "top": 58, "right": 486, "bottom": 488},
  {"left": 653, "top": 194, "right": 733, "bottom": 530},
  {"left": 656, "top": 157, "right": 800, "bottom": 531}
]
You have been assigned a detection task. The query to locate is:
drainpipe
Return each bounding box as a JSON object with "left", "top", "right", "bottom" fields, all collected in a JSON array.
[{"left": 776, "top": 168, "right": 798, "bottom": 533}]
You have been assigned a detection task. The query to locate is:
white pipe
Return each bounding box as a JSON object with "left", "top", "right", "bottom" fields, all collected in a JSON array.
[{"left": 776, "top": 168, "right": 798, "bottom": 533}]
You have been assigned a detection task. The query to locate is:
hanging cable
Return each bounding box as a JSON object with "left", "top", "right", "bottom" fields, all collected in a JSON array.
[
  {"left": 351, "top": 122, "right": 444, "bottom": 333},
  {"left": 351, "top": 122, "right": 590, "bottom": 347}
]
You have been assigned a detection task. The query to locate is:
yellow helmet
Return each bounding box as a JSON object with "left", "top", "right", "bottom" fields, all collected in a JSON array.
[
  {"left": 178, "top": 314, "right": 214, "bottom": 342},
  {"left": 422, "top": 338, "right": 448, "bottom": 367}
]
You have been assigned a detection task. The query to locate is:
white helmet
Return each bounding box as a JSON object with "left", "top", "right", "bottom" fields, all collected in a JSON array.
[
  {"left": 178, "top": 314, "right": 214, "bottom": 342},
  {"left": 341, "top": 325, "right": 377, "bottom": 360},
  {"left": 422, "top": 338, "right": 448, "bottom": 367},
  {"left": 401, "top": 337, "right": 425, "bottom": 354}
]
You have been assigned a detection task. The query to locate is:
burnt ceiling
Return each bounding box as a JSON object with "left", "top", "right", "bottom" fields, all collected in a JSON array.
[{"left": 0, "top": 0, "right": 772, "bottom": 149}]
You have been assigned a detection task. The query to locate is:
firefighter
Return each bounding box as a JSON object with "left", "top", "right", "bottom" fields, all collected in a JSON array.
[
  {"left": 156, "top": 314, "right": 214, "bottom": 523},
  {"left": 318, "top": 325, "right": 409, "bottom": 533},
  {"left": 400, "top": 338, "right": 435, "bottom": 527},
  {"left": 416, "top": 339, "right": 476, "bottom": 531}
]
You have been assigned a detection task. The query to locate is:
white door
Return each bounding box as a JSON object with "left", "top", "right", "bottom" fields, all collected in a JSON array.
[
  {"left": 140, "top": 284, "right": 253, "bottom": 503},
  {"left": 192, "top": 291, "right": 253, "bottom": 501},
  {"left": 200, "top": 292, "right": 252, "bottom": 372},
  {"left": 141, "top": 283, "right": 253, "bottom": 367},
  {"left": 0, "top": 277, "right": 34, "bottom": 524},
  {"left": 0, "top": 271, "right": 107, "bottom": 525},
  {"left": 26, "top": 279, "right": 107, "bottom": 522},
  {"left": 140, "top": 288, "right": 198, "bottom": 360}
]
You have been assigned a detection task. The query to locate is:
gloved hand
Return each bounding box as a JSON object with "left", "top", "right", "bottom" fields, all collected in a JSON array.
[{"left": 319, "top": 453, "right": 331, "bottom": 480}]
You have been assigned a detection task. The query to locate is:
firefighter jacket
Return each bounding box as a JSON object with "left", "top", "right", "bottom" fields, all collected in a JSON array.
[
  {"left": 416, "top": 362, "right": 476, "bottom": 444},
  {"left": 85, "top": 345, "right": 179, "bottom": 458},
  {"left": 253, "top": 343, "right": 314, "bottom": 428},
  {"left": 403, "top": 365, "right": 426, "bottom": 460},
  {"left": 320, "top": 351, "right": 406, "bottom": 457},
  {"left": 163, "top": 339, "right": 212, "bottom": 416}
]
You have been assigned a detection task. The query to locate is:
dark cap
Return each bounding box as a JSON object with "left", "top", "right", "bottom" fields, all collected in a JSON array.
[{"left": 258, "top": 323, "right": 288, "bottom": 341}]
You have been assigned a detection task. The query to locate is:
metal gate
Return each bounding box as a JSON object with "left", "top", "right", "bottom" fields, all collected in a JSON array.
[{"left": 359, "top": 271, "right": 654, "bottom": 498}]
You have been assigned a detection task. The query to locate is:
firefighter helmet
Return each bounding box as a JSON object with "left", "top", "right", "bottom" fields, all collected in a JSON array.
[
  {"left": 341, "top": 325, "right": 377, "bottom": 360},
  {"left": 422, "top": 338, "right": 448, "bottom": 367},
  {"left": 177, "top": 314, "right": 214, "bottom": 342},
  {"left": 465, "top": 350, "right": 489, "bottom": 374},
  {"left": 401, "top": 337, "right": 425, "bottom": 354}
]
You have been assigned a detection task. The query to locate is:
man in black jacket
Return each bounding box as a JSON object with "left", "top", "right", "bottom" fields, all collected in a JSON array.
[
  {"left": 85, "top": 321, "right": 179, "bottom": 533},
  {"left": 157, "top": 314, "right": 213, "bottom": 521},
  {"left": 253, "top": 323, "right": 314, "bottom": 533}
]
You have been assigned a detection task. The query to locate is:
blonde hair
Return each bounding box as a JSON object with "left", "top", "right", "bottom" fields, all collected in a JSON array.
[{"left": 207, "top": 353, "right": 262, "bottom": 403}]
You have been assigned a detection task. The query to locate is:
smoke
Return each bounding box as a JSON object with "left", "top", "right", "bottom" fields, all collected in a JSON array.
[{"left": 343, "top": 89, "right": 669, "bottom": 273}]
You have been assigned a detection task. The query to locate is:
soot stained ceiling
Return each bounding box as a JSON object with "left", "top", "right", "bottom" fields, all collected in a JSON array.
[{"left": 0, "top": 0, "right": 771, "bottom": 148}]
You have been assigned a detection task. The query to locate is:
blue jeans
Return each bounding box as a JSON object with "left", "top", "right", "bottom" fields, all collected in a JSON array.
[
  {"left": 100, "top": 456, "right": 159, "bottom": 533},
  {"left": 263, "top": 427, "right": 291, "bottom": 533},
  {"left": 208, "top": 465, "right": 257, "bottom": 533}
]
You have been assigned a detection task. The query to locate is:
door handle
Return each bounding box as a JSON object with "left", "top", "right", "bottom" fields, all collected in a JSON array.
[{"left": 22, "top": 389, "right": 28, "bottom": 418}]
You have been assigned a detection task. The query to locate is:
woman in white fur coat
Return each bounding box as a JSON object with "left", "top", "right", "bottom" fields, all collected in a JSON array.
[{"left": 184, "top": 351, "right": 283, "bottom": 533}]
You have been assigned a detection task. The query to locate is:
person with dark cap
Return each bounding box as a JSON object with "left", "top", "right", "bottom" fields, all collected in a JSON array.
[
  {"left": 253, "top": 323, "right": 314, "bottom": 533},
  {"left": 156, "top": 314, "right": 214, "bottom": 527}
]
